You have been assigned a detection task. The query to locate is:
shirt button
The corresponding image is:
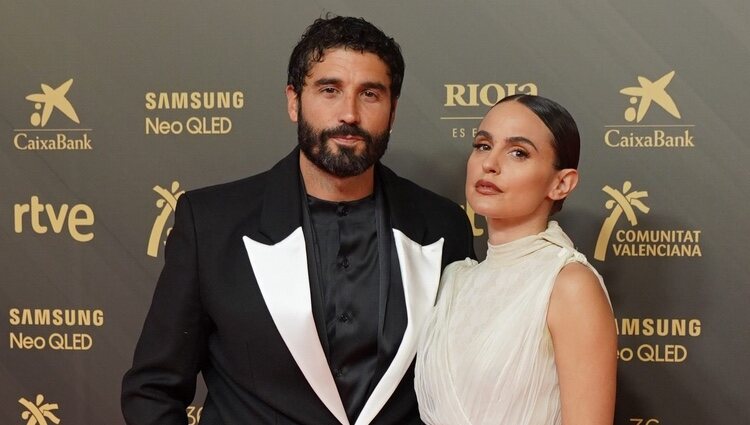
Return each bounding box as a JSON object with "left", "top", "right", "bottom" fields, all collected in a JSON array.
[
  {"left": 336, "top": 204, "right": 349, "bottom": 216},
  {"left": 338, "top": 257, "right": 350, "bottom": 269},
  {"left": 338, "top": 313, "right": 351, "bottom": 323},
  {"left": 332, "top": 367, "right": 344, "bottom": 377}
]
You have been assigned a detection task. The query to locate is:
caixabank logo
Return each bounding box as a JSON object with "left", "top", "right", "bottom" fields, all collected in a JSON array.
[
  {"left": 441, "top": 81, "right": 538, "bottom": 141},
  {"left": 12, "top": 78, "right": 93, "bottom": 151},
  {"left": 593, "top": 181, "right": 702, "bottom": 261},
  {"left": 147, "top": 181, "right": 184, "bottom": 257},
  {"left": 604, "top": 71, "right": 695, "bottom": 148}
]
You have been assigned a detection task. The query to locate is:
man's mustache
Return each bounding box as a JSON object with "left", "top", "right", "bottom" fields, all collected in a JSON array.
[{"left": 321, "top": 124, "right": 372, "bottom": 143}]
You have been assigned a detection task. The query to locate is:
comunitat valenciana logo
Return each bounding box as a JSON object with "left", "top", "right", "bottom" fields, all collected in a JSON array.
[
  {"left": 604, "top": 70, "right": 694, "bottom": 148},
  {"left": 144, "top": 90, "right": 244, "bottom": 136},
  {"left": 593, "top": 181, "right": 702, "bottom": 261},
  {"left": 147, "top": 181, "right": 184, "bottom": 257},
  {"left": 19, "top": 394, "right": 61, "bottom": 425},
  {"left": 13, "top": 78, "right": 93, "bottom": 151},
  {"left": 441, "top": 81, "right": 537, "bottom": 141}
]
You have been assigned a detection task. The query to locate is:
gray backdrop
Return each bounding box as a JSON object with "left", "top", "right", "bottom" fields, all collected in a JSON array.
[{"left": 2, "top": 1, "right": 748, "bottom": 424}]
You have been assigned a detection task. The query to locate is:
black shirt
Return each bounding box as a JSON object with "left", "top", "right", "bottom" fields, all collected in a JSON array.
[{"left": 307, "top": 194, "right": 380, "bottom": 422}]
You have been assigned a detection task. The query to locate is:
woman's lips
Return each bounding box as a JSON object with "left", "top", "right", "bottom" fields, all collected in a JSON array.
[{"left": 475, "top": 179, "right": 501, "bottom": 195}]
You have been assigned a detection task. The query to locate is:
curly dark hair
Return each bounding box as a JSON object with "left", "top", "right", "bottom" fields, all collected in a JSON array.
[{"left": 287, "top": 15, "right": 405, "bottom": 101}]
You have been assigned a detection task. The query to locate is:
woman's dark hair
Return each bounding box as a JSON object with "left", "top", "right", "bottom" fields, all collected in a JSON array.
[
  {"left": 287, "top": 15, "right": 405, "bottom": 101},
  {"left": 497, "top": 94, "right": 580, "bottom": 214}
]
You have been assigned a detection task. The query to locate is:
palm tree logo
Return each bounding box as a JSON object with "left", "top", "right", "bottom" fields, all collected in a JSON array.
[
  {"left": 25, "top": 79, "right": 80, "bottom": 127},
  {"left": 147, "top": 181, "right": 184, "bottom": 257},
  {"left": 620, "top": 71, "right": 681, "bottom": 123},
  {"left": 18, "top": 394, "right": 61, "bottom": 425},
  {"left": 594, "top": 181, "right": 650, "bottom": 261}
]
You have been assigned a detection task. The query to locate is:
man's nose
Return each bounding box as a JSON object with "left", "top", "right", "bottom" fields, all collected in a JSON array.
[{"left": 338, "top": 93, "right": 360, "bottom": 124}]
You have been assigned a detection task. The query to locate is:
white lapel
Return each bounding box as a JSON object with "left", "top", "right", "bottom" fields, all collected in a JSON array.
[
  {"left": 242, "top": 228, "right": 350, "bottom": 425},
  {"left": 354, "top": 229, "right": 444, "bottom": 425}
]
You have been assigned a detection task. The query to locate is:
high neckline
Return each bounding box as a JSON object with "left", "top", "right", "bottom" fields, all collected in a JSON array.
[{"left": 485, "top": 221, "right": 573, "bottom": 266}]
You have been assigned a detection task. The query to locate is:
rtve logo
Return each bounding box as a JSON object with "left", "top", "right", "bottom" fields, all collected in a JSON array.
[
  {"left": 19, "top": 394, "right": 61, "bottom": 425},
  {"left": 14, "top": 196, "right": 95, "bottom": 242}
]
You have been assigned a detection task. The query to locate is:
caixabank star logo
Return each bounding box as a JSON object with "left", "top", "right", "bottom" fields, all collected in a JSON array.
[
  {"left": 25, "top": 79, "right": 80, "bottom": 128},
  {"left": 147, "top": 181, "right": 184, "bottom": 257},
  {"left": 12, "top": 78, "right": 93, "bottom": 151},
  {"left": 604, "top": 71, "right": 695, "bottom": 148},
  {"left": 593, "top": 181, "right": 702, "bottom": 261}
]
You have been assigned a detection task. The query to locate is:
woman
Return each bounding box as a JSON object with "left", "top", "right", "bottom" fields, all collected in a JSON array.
[{"left": 415, "top": 94, "right": 617, "bottom": 424}]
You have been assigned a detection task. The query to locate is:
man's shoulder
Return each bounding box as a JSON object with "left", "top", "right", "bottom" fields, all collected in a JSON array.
[
  {"left": 184, "top": 148, "right": 298, "bottom": 208},
  {"left": 380, "top": 165, "right": 463, "bottom": 213},
  {"left": 183, "top": 170, "right": 269, "bottom": 208}
]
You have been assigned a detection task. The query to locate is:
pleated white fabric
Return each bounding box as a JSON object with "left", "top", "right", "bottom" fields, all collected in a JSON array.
[{"left": 415, "top": 221, "right": 608, "bottom": 425}]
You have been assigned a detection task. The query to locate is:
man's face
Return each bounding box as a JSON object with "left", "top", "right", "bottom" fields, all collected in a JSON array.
[{"left": 286, "top": 48, "right": 397, "bottom": 178}]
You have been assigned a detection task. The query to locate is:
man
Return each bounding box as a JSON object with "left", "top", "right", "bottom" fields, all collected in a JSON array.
[{"left": 122, "top": 15, "right": 474, "bottom": 425}]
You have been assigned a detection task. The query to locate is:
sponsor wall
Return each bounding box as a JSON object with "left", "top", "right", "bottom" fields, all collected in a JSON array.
[{"left": 1, "top": 1, "right": 748, "bottom": 424}]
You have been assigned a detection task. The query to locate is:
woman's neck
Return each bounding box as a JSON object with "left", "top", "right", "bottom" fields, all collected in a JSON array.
[{"left": 486, "top": 215, "right": 550, "bottom": 245}]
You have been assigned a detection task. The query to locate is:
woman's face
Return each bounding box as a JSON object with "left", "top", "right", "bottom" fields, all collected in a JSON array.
[{"left": 466, "top": 101, "right": 563, "bottom": 225}]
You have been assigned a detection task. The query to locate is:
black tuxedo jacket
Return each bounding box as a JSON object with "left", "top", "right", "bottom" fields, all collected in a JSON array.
[{"left": 122, "top": 148, "right": 475, "bottom": 425}]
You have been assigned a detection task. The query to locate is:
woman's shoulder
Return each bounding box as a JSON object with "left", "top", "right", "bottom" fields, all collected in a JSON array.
[
  {"left": 443, "top": 257, "right": 478, "bottom": 276},
  {"left": 555, "top": 262, "right": 602, "bottom": 293},
  {"left": 436, "top": 258, "right": 478, "bottom": 299},
  {"left": 550, "top": 262, "right": 613, "bottom": 322}
]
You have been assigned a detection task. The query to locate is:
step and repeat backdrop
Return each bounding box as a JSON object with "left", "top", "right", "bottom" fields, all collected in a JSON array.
[{"left": 1, "top": 1, "right": 748, "bottom": 424}]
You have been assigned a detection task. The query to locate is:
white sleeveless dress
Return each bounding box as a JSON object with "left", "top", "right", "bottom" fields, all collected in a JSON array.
[{"left": 415, "top": 221, "right": 609, "bottom": 425}]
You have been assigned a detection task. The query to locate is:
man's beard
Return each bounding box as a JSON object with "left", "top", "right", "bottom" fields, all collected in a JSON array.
[{"left": 297, "top": 109, "right": 390, "bottom": 178}]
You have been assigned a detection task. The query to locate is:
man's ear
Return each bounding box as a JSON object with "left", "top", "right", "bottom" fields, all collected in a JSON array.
[
  {"left": 548, "top": 168, "right": 579, "bottom": 201},
  {"left": 285, "top": 85, "right": 299, "bottom": 123}
]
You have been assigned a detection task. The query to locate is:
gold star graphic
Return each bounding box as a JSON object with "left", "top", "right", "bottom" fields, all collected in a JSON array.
[{"left": 620, "top": 71, "right": 681, "bottom": 123}]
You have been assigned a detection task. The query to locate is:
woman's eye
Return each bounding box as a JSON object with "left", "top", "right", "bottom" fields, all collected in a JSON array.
[
  {"left": 509, "top": 149, "right": 529, "bottom": 159},
  {"left": 472, "top": 142, "right": 490, "bottom": 151}
]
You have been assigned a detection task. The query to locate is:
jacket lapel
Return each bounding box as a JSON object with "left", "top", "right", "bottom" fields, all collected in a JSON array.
[
  {"left": 354, "top": 229, "right": 443, "bottom": 425},
  {"left": 245, "top": 148, "right": 348, "bottom": 425},
  {"left": 243, "top": 229, "right": 349, "bottom": 425},
  {"left": 245, "top": 158, "right": 445, "bottom": 425}
]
